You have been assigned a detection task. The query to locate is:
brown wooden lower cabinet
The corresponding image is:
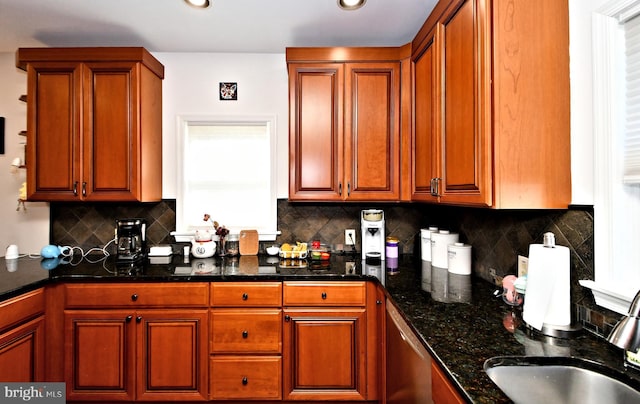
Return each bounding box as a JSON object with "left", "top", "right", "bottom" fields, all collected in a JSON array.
[
  {"left": 209, "top": 282, "right": 283, "bottom": 401},
  {"left": 1, "top": 280, "right": 467, "bottom": 403},
  {"left": 282, "top": 281, "right": 370, "bottom": 401},
  {"left": 0, "top": 288, "right": 45, "bottom": 383},
  {"left": 283, "top": 308, "right": 367, "bottom": 401},
  {"left": 64, "top": 309, "right": 208, "bottom": 401},
  {"left": 0, "top": 316, "right": 45, "bottom": 382}
]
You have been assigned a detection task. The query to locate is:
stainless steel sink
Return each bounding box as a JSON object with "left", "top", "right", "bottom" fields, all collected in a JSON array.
[{"left": 484, "top": 356, "right": 640, "bottom": 404}]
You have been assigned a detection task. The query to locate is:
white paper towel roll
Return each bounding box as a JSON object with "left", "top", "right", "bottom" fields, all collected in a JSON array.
[
  {"left": 431, "top": 230, "right": 459, "bottom": 268},
  {"left": 522, "top": 241, "right": 571, "bottom": 331}
]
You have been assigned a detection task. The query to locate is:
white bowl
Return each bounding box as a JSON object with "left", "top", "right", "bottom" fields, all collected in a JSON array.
[{"left": 266, "top": 246, "right": 280, "bottom": 256}]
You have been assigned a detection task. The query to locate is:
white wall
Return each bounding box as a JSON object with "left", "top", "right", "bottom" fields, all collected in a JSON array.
[
  {"left": 155, "top": 52, "right": 289, "bottom": 199},
  {"left": 0, "top": 53, "right": 49, "bottom": 255}
]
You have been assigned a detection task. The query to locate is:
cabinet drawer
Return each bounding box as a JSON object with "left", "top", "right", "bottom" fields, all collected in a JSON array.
[
  {"left": 65, "top": 283, "right": 209, "bottom": 308},
  {"left": 210, "top": 356, "right": 282, "bottom": 400},
  {"left": 210, "top": 309, "right": 281, "bottom": 353},
  {"left": 210, "top": 282, "right": 282, "bottom": 307},
  {"left": 283, "top": 281, "right": 366, "bottom": 306},
  {"left": 0, "top": 288, "right": 45, "bottom": 332}
]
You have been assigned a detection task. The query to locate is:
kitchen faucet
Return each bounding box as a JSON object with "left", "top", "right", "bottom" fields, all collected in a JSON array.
[{"left": 608, "top": 289, "right": 640, "bottom": 370}]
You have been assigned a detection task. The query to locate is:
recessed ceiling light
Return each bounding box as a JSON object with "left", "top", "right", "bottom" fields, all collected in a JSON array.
[
  {"left": 338, "top": 0, "right": 367, "bottom": 11},
  {"left": 184, "top": 0, "right": 210, "bottom": 9}
]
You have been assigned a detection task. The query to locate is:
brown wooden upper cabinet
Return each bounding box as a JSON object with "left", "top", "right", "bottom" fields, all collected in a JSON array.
[
  {"left": 16, "top": 47, "right": 164, "bottom": 202},
  {"left": 287, "top": 48, "right": 408, "bottom": 201},
  {"left": 412, "top": 0, "right": 571, "bottom": 208}
]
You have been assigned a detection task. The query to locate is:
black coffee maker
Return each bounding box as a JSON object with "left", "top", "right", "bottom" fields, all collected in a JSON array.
[{"left": 116, "top": 218, "right": 146, "bottom": 261}]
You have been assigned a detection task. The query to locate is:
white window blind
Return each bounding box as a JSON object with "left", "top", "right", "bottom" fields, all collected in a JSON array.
[
  {"left": 624, "top": 14, "right": 640, "bottom": 182},
  {"left": 176, "top": 116, "right": 278, "bottom": 239}
]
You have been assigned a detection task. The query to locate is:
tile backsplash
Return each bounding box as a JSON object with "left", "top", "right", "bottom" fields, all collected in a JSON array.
[{"left": 50, "top": 199, "right": 616, "bottom": 337}]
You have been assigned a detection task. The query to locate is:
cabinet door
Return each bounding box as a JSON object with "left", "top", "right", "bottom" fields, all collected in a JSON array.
[
  {"left": 82, "top": 62, "right": 140, "bottom": 201},
  {"left": 438, "top": 0, "right": 491, "bottom": 206},
  {"left": 283, "top": 308, "right": 366, "bottom": 401},
  {"left": 64, "top": 310, "right": 136, "bottom": 401},
  {"left": 288, "top": 63, "right": 344, "bottom": 201},
  {"left": 25, "top": 62, "right": 82, "bottom": 201},
  {"left": 0, "top": 317, "right": 44, "bottom": 382},
  {"left": 344, "top": 62, "right": 401, "bottom": 200},
  {"left": 412, "top": 30, "right": 440, "bottom": 202},
  {"left": 136, "top": 309, "right": 208, "bottom": 401}
]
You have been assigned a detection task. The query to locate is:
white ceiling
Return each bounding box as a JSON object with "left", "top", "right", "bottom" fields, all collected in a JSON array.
[{"left": 0, "top": 0, "right": 437, "bottom": 53}]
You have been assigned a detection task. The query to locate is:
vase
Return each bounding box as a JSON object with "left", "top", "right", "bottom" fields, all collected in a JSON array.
[{"left": 218, "top": 236, "right": 226, "bottom": 257}]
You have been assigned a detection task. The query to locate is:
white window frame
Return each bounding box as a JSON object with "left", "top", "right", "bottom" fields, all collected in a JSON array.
[
  {"left": 173, "top": 114, "right": 279, "bottom": 242},
  {"left": 580, "top": 0, "right": 640, "bottom": 314}
]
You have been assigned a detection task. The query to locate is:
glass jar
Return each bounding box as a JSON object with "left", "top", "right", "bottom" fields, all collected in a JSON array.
[{"left": 225, "top": 234, "right": 239, "bottom": 256}]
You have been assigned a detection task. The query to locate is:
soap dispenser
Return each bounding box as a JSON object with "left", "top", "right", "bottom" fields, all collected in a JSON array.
[{"left": 522, "top": 232, "right": 579, "bottom": 337}]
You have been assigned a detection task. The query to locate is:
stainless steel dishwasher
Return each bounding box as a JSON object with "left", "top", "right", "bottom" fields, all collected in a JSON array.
[{"left": 386, "top": 302, "right": 433, "bottom": 403}]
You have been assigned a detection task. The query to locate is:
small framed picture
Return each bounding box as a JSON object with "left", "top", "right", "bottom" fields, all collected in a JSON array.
[{"left": 219, "top": 82, "right": 237, "bottom": 100}]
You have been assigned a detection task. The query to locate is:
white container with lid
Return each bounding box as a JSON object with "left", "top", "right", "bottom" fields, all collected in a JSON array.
[
  {"left": 420, "top": 227, "right": 438, "bottom": 261},
  {"left": 431, "top": 230, "right": 459, "bottom": 268},
  {"left": 447, "top": 242, "right": 472, "bottom": 275}
]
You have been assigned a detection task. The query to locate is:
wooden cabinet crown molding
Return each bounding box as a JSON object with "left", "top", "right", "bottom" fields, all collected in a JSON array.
[
  {"left": 286, "top": 44, "right": 411, "bottom": 64},
  {"left": 16, "top": 47, "right": 164, "bottom": 79}
]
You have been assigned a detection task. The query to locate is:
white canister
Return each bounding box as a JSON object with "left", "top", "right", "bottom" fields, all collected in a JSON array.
[
  {"left": 431, "top": 230, "right": 459, "bottom": 268},
  {"left": 420, "top": 227, "right": 438, "bottom": 261},
  {"left": 447, "top": 242, "right": 472, "bottom": 275}
]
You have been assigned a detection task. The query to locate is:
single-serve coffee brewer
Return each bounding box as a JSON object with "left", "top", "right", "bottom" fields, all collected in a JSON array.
[
  {"left": 361, "top": 209, "right": 385, "bottom": 261},
  {"left": 116, "top": 218, "right": 146, "bottom": 261}
]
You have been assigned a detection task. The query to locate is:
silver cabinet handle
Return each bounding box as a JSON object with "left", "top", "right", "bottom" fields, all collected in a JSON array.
[{"left": 431, "top": 178, "right": 441, "bottom": 197}]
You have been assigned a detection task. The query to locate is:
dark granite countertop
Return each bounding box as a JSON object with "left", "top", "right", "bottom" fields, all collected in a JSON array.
[{"left": 1, "top": 254, "right": 637, "bottom": 402}]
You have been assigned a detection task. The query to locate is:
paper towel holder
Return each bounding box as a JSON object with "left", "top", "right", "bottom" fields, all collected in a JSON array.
[
  {"left": 524, "top": 231, "right": 582, "bottom": 339},
  {"left": 529, "top": 322, "right": 582, "bottom": 339}
]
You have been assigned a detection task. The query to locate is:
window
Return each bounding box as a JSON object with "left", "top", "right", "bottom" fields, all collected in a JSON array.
[
  {"left": 175, "top": 115, "right": 278, "bottom": 241},
  {"left": 582, "top": 0, "right": 640, "bottom": 314}
]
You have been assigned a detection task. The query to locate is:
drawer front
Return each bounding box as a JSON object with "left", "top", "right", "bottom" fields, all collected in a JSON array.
[
  {"left": 0, "top": 288, "right": 45, "bottom": 332},
  {"left": 283, "top": 281, "right": 366, "bottom": 306},
  {"left": 65, "top": 283, "right": 209, "bottom": 308},
  {"left": 210, "top": 356, "right": 282, "bottom": 400},
  {"left": 210, "top": 309, "right": 281, "bottom": 353},
  {"left": 210, "top": 282, "right": 282, "bottom": 307}
]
